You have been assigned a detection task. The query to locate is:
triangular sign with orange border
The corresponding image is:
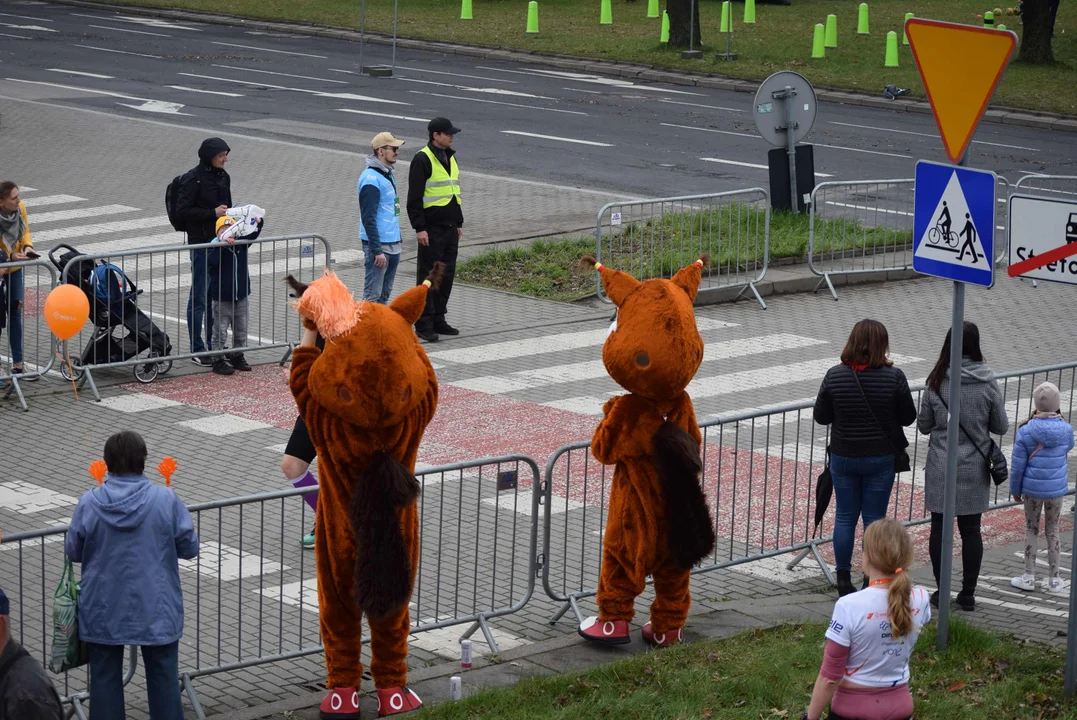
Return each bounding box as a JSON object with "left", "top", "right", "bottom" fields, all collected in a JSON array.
[{"left": 905, "top": 19, "right": 1017, "bottom": 164}]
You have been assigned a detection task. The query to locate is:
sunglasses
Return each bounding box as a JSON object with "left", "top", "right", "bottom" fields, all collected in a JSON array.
[{"left": 379, "top": 146, "right": 401, "bottom": 152}]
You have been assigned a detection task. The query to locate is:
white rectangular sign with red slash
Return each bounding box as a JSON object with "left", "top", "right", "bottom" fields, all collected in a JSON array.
[{"left": 1008, "top": 194, "right": 1077, "bottom": 285}]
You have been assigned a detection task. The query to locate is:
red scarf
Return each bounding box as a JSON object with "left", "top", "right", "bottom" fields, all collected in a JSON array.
[{"left": 843, "top": 361, "right": 869, "bottom": 372}]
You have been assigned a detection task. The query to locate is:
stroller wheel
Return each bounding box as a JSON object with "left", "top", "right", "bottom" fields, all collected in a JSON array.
[
  {"left": 133, "top": 353, "right": 160, "bottom": 384},
  {"left": 60, "top": 359, "right": 85, "bottom": 382},
  {"left": 157, "top": 358, "right": 173, "bottom": 375}
]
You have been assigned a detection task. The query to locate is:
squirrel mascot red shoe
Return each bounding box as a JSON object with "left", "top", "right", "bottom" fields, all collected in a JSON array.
[
  {"left": 286, "top": 266, "right": 442, "bottom": 719},
  {"left": 576, "top": 255, "right": 716, "bottom": 648}
]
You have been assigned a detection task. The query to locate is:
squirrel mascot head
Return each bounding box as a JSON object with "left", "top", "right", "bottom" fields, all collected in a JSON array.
[
  {"left": 286, "top": 266, "right": 443, "bottom": 430},
  {"left": 582, "top": 255, "right": 707, "bottom": 402}
]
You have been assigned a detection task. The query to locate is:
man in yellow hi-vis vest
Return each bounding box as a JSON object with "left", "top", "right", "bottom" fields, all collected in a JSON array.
[{"left": 406, "top": 117, "right": 463, "bottom": 344}]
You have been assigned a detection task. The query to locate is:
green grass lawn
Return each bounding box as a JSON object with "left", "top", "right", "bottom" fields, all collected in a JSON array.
[
  {"left": 457, "top": 207, "right": 910, "bottom": 300},
  {"left": 415, "top": 621, "right": 1075, "bottom": 719},
  {"left": 109, "top": 0, "right": 1074, "bottom": 114}
]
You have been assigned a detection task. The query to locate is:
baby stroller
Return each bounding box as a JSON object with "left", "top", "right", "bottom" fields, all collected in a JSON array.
[{"left": 49, "top": 243, "right": 173, "bottom": 384}]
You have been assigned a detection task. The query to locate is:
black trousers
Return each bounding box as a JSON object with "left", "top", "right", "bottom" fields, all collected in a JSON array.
[
  {"left": 415, "top": 223, "right": 459, "bottom": 331},
  {"left": 929, "top": 512, "right": 983, "bottom": 595}
]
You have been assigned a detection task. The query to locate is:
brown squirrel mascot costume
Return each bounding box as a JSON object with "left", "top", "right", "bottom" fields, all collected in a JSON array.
[
  {"left": 577, "top": 255, "right": 716, "bottom": 647},
  {"left": 286, "top": 265, "right": 443, "bottom": 719}
]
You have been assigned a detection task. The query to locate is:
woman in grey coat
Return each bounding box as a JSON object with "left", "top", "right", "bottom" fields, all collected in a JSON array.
[{"left": 918, "top": 321, "right": 1008, "bottom": 611}]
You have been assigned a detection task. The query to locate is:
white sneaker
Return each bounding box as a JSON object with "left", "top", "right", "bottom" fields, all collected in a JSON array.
[
  {"left": 1048, "top": 578, "right": 1068, "bottom": 596},
  {"left": 1010, "top": 574, "right": 1036, "bottom": 591}
]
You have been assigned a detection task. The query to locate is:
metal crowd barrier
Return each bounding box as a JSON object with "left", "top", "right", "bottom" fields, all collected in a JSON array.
[
  {"left": 595, "top": 189, "right": 770, "bottom": 309},
  {"left": 807, "top": 177, "right": 1012, "bottom": 299},
  {"left": 53, "top": 233, "right": 335, "bottom": 401},
  {"left": 1013, "top": 173, "right": 1077, "bottom": 200},
  {"left": 0, "top": 454, "right": 542, "bottom": 720},
  {"left": 0, "top": 259, "right": 59, "bottom": 411},
  {"left": 541, "top": 360, "right": 1077, "bottom": 624}
]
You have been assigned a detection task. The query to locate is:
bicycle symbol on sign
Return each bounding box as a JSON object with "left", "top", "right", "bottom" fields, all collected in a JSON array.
[{"left": 927, "top": 201, "right": 959, "bottom": 248}]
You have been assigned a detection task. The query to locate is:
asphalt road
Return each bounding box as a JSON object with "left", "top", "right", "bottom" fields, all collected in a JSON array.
[{"left": 0, "top": 1, "right": 1071, "bottom": 199}]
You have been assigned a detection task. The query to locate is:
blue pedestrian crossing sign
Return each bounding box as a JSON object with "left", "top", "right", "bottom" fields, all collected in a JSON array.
[{"left": 913, "top": 160, "right": 996, "bottom": 287}]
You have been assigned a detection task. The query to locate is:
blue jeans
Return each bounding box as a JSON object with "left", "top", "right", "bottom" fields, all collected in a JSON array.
[
  {"left": 88, "top": 642, "right": 183, "bottom": 720},
  {"left": 362, "top": 244, "right": 401, "bottom": 304},
  {"left": 830, "top": 454, "right": 896, "bottom": 572},
  {"left": 186, "top": 249, "right": 213, "bottom": 353},
  {"left": 3, "top": 269, "right": 24, "bottom": 364}
]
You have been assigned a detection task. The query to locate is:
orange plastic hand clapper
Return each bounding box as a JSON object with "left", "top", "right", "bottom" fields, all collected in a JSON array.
[
  {"left": 157, "top": 457, "right": 178, "bottom": 487},
  {"left": 88, "top": 460, "right": 107, "bottom": 486}
]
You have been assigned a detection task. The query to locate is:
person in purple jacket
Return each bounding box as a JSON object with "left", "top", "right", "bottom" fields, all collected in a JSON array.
[
  {"left": 65, "top": 431, "right": 199, "bottom": 720},
  {"left": 1010, "top": 382, "right": 1075, "bottom": 596}
]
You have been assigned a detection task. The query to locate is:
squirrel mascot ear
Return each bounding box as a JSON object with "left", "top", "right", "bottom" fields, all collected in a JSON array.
[
  {"left": 579, "top": 256, "right": 640, "bottom": 307},
  {"left": 670, "top": 254, "right": 709, "bottom": 303},
  {"left": 391, "top": 262, "right": 446, "bottom": 326}
]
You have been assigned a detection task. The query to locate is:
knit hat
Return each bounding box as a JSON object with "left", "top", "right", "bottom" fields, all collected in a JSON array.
[
  {"left": 0, "top": 584, "right": 8, "bottom": 616},
  {"left": 1034, "top": 382, "right": 1062, "bottom": 413},
  {"left": 215, "top": 216, "right": 235, "bottom": 234}
]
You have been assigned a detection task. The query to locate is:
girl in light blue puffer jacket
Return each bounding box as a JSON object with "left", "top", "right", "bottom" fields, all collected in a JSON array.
[{"left": 1010, "top": 382, "right": 1075, "bottom": 595}]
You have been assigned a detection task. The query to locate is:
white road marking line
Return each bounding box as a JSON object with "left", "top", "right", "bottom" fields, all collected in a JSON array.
[
  {"left": 483, "top": 493, "right": 582, "bottom": 516},
  {"left": 688, "top": 354, "right": 922, "bottom": 399},
  {"left": 97, "top": 394, "right": 183, "bottom": 412},
  {"left": 29, "top": 204, "right": 139, "bottom": 224},
  {"left": 33, "top": 216, "right": 172, "bottom": 243},
  {"left": 453, "top": 335, "right": 828, "bottom": 394},
  {"left": 541, "top": 396, "right": 609, "bottom": 416},
  {"left": 474, "top": 65, "right": 704, "bottom": 95},
  {"left": 815, "top": 144, "right": 911, "bottom": 159},
  {"left": 71, "top": 12, "right": 201, "bottom": 31},
  {"left": 74, "top": 43, "right": 163, "bottom": 59},
  {"left": 659, "top": 99, "right": 745, "bottom": 113},
  {"left": 828, "top": 122, "right": 1040, "bottom": 152},
  {"left": 564, "top": 87, "right": 605, "bottom": 95},
  {"left": 701, "top": 156, "right": 834, "bottom": 178},
  {"left": 393, "top": 65, "right": 519, "bottom": 83},
  {"left": 731, "top": 553, "right": 827, "bottom": 584},
  {"left": 0, "top": 22, "right": 54, "bottom": 33},
  {"left": 266, "top": 443, "right": 289, "bottom": 454},
  {"left": 20, "top": 194, "right": 86, "bottom": 207},
  {"left": 179, "top": 541, "right": 288, "bottom": 581},
  {"left": 398, "top": 76, "right": 550, "bottom": 99},
  {"left": 88, "top": 24, "right": 170, "bottom": 37},
  {"left": 258, "top": 578, "right": 320, "bottom": 611},
  {"left": 0, "top": 12, "right": 53, "bottom": 22},
  {"left": 429, "top": 317, "right": 737, "bottom": 365},
  {"left": 4, "top": 78, "right": 188, "bottom": 116},
  {"left": 662, "top": 122, "right": 755, "bottom": 138},
  {"left": 500, "top": 130, "right": 614, "bottom": 147},
  {"left": 407, "top": 90, "right": 587, "bottom": 116},
  {"left": 168, "top": 85, "right": 244, "bottom": 98},
  {"left": 823, "top": 201, "right": 912, "bottom": 217},
  {"left": 211, "top": 64, "right": 348, "bottom": 84},
  {"left": 0, "top": 32, "right": 29, "bottom": 39},
  {"left": 179, "top": 72, "right": 409, "bottom": 106},
  {"left": 47, "top": 69, "right": 114, "bottom": 79},
  {"left": 19, "top": 186, "right": 37, "bottom": 192},
  {"left": 212, "top": 41, "right": 327, "bottom": 59},
  {"left": 0, "top": 481, "right": 79, "bottom": 515},
  {"left": 178, "top": 414, "right": 274, "bottom": 436},
  {"left": 336, "top": 109, "right": 429, "bottom": 122}
]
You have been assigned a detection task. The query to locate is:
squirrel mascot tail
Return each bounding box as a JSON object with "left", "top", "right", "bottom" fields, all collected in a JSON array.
[{"left": 653, "top": 420, "right": 715, "bottom": 570}]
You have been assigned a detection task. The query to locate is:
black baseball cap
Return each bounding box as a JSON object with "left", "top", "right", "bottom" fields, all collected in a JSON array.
[{"left": 428, "top": 117, "right": 461, "bottom": 135}]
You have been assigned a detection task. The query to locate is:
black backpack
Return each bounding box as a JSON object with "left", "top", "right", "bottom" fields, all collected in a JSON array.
[{"left": 165, "top": 171, "right": 197, "bottom": 232}]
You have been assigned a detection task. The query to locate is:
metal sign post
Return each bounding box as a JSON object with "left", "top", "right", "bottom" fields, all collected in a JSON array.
[
  {"left": 681, "top": 0, "right": 703, "bottom": 59},
  {"left": 357, "top": 0, "right": 399, "bottom": 77},
  {"left": 753, "top": 72, "right": 817, "bottom": 214}
]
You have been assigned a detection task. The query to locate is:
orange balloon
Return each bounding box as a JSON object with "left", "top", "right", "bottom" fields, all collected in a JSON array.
[{"left": 44, "top": 285, "right": 90, "bottom": 341}]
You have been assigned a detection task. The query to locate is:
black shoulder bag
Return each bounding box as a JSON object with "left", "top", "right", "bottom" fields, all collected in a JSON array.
[
  {"left": 939, "top": 395, "right": 1009, "bottom": 486},
  {"left": 850, "top": 368, "right": 911, "bottom": 474}
]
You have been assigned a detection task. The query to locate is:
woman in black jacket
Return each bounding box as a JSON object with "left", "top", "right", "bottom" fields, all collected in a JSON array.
[{"left": 814, "top": 319, "right": 918, "bottom": 596}]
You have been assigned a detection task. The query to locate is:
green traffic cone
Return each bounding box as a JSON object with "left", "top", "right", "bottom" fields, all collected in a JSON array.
[
  {"left": 660, "top": 10, "right": 669, "bottom": 42},
  {"left": 983, "top": 10, "right": 995, "bottom": 26},
  {"left": 902, "top": 12, "right": 913, "bottom": 44},
  {"left": 857, "top": 3, "right": 869, "bottom": 34},
  {"left": 996, "top": 23, "right": 1007, "bottom": 30},
  {"left": 600, "top": 0, "right": 612, "bottom": 25},
  {"left": 824, "top": 13, "right": 838, "bottom": 47},
  {"left": 527, "top": 0, "right": 539, "bottom": 33},
  {"left": 647, "top": 0, "right": 659, "bottom": 19},
  {"left": 885, "top": 30, "right": 899, "bottom": 66},
  {"left": 744, "top": 0, "right": 756, "bottom": 24},
  {"left": 812, "top": 23, "right": 825, "bottom": 58},
  {"left": 460, "top": 0, "right": 472, "bottom": 20},
  {"left": 720, "top": 1, "right": 730, "bottom": 32}
]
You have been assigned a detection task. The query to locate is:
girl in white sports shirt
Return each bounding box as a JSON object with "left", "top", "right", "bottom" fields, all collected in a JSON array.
[{"left": 803, "top": 517, "right": 931, "bottom": 720}]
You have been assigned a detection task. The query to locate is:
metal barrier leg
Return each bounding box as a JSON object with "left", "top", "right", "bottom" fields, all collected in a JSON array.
[
  {"left": 813, "top": 274, "right": 839, "bottom": 301},
  {"left": 548, "top": 599, "right": 575, "bottom": 625},
  {"left": 785, "top": 542, "right": 835, "bottom": 586},
  {"left": 745, "top": 282, "right": 767, "bottom": 310},
  {"left": 67, "top": 697, "right": 88, "bottom": 720},
  {"left": 3, "top": 376, "right": 28, "bottom": 411},
  {"left": 785, "top": 547, "right": 812, "bottom": 571},
  {"left": 462, "top": 616, "right": 502, "bottom": 655},
  {"left": 83, "top": 368, "right": 103, "bottom": 402},
  {"left": 182, "top": 673, "right": 209, "bottom": 720},
  {"left": 279, "top": 344, "right": 293, "bottom": 367}
]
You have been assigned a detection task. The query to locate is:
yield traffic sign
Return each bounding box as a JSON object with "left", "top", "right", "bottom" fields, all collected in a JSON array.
[{"left": 905, "top": 19, "right": 1017, "bottom": 164}]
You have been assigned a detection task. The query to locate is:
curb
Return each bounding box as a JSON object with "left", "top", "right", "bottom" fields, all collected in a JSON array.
[{"left": 47, "top": 0, "right": 1077, "bottom": 135}]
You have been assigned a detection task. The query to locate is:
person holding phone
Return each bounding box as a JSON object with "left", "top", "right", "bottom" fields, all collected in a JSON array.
[{"left": 0, "top": 181, "right": 37, "bottom": 382}]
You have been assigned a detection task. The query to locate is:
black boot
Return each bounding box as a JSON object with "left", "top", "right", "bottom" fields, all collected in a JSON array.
[
  {"left": 956, "top": 589, "right": 976, "bottom": 611},
  {"left": 836, "top": 570, "right": 856, "bottom": 597}
]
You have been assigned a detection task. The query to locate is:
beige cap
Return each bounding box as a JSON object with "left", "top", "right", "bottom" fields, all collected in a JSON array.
[{"left": 372, "top": 132, "right": 405, "bottom": 150}]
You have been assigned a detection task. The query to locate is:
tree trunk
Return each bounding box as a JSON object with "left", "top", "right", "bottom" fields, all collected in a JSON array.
[
  {"left": 1018, "top": 0, "right": 1054, "bottom": 64},
  {"left": 666, "top": 0, "right": 703, "bottom": 48}
]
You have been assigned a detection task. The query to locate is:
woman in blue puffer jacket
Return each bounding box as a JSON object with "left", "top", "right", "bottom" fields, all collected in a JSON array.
[{"left": 1010, "top": 382, "right": 1074, "bottom": 596}]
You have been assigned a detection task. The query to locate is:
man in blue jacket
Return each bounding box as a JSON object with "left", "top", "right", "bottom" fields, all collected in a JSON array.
[
  {"left": 65, "top": 431, "right": 199, "bottom": 720},
  {"left": 360, "top": 132, "right": 404, "bottom": 304}
]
